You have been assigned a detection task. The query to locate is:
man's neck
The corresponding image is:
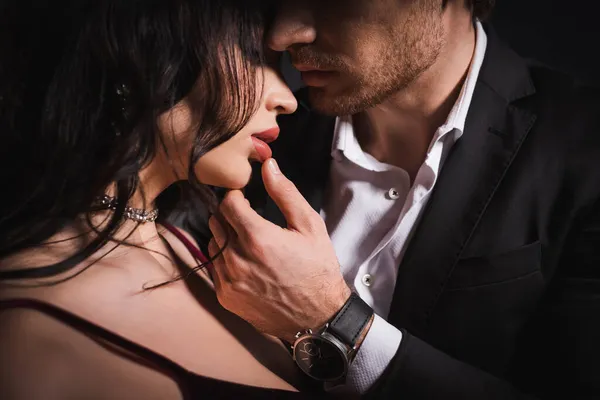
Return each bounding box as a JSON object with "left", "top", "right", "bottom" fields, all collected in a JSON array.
[{"left": 354, "top": 18, "right": 476, "bottom": 181}]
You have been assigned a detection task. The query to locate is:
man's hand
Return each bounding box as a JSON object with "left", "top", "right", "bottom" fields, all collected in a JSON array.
[{"left": 207, "top": 158, "right": 352, "bottom": 342}]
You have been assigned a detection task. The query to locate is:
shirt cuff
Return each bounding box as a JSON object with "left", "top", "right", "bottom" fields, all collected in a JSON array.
[{"left": 325, "top": 314, "right": 403, "bottom": 395}]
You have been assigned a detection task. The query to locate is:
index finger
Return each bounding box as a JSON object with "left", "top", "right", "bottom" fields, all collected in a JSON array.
[
  {"left": 218, "top": 190, "right": 265, "bottom": 237},
  {"left": 261, "top": 159, "right": 319, "bottom": 232}
]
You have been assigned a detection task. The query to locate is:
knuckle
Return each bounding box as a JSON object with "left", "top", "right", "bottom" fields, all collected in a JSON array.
[
  {"left": 281, "top": 179, "right": 298, "bottom": 193},
  {"left": 303, "top": 211, "right": 325, "bottom": 233},
  {"left": 313, "top": 214, "right": 327, "bottom": 231},
  {"left": 248, "top": 244, "right": 266, "bottom": 261},
  {"left": 244, "top": 229, "right": 262, "bottom": 248},
  {"left": 245, "top": 232, "right": 268, "bottom": 258}
]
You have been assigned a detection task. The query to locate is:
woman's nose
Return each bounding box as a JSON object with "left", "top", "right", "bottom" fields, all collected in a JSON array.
[{"left": 264, "top": 71, "right": 298, "bottom": 115}]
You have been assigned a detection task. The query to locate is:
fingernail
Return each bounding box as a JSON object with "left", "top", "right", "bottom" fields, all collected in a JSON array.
[{"left": 268, "top": 159, "right": 281, "bottom": 175}]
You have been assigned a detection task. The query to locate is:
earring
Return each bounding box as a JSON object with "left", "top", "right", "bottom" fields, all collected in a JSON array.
[{"left": 113, "top": 83, "right": 130, "bottom": 137}]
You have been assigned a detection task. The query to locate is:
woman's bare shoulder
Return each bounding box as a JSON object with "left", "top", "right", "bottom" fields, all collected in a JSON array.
[{"left": 0, "top": 307, "right": 183, "bottom": 400}]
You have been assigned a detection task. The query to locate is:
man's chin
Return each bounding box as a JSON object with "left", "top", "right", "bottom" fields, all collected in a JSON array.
[{"left": 306, "top": 85, "right": 374, "bottom": 116}]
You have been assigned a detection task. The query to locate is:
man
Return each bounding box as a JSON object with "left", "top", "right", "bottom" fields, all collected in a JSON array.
[{"left": 203, "top": 0, "right": 600, "bottom": 398}]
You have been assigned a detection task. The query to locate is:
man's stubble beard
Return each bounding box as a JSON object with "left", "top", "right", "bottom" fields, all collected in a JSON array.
[{"left": 308, "top": 6, "right": 446, "bottom": 116}]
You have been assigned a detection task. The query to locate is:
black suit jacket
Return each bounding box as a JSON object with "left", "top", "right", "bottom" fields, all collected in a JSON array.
[{"left": 241, "top": 26, "right": 600, "bottom": 399}]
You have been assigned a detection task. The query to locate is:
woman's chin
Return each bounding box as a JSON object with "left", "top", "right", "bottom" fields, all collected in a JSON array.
[
  {"left": 224, "top": 180, "right": 249, "bottom": 190},
  {"left": 195, "top": 160, "right": 253, "bottom": 190},
  {"left": 214, "top": 171, "right": 253, "bottom": 190}
]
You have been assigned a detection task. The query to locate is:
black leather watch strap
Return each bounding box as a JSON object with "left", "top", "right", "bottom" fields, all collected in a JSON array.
[{"left": 328, "top": 292, "right": 374, "bottom": 347}]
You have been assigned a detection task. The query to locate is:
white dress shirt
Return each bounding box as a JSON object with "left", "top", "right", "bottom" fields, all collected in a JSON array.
[{"left": 321, "top": 22, "right": 488, "bottom": 394}]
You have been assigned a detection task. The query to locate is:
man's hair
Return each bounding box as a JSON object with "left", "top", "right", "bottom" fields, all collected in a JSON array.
[{"left": 466, "top": 0, "right": 496, "bottom": 20}]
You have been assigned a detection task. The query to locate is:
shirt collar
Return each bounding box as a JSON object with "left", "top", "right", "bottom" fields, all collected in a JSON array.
[
  {"left": 331, "top": 21, "right": 488, "bottom": 163},
  {"left": 441, "top": 20, "right": 487, "bottom": 137}
]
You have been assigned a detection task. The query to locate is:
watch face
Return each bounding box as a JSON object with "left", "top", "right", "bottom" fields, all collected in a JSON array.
[{"left": 293, "top": 336, "right": 347, "bottom": 381}]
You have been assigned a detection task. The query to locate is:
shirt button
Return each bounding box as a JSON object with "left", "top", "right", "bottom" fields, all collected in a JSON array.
[
  {"left": 387, "top": 188, "right": 400, "bottom": 200},
  {"left": 361, "top": 274, "right": 373, "bottom": 287}
]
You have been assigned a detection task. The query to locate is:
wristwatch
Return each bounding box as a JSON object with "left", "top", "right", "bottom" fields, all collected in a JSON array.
[{"left": 292, "top": 292, "right": 374, "bottom": 382}]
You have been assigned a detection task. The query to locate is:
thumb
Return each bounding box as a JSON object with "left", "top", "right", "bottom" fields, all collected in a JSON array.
[{"left": 262, "top": 158, "right": 318, "bottom": 232}]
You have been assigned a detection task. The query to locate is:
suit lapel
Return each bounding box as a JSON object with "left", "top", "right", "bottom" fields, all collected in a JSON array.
[{"left": 387, "top": 27, "right": 537, "bottom": 333}]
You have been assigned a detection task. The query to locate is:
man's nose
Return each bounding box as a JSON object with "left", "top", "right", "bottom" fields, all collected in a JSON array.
[{"left": 266, "top": 4, "right": 316, "bottom": 52}]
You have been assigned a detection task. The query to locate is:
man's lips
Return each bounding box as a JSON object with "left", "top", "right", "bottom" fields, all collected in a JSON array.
[
  {"left": 301, "top": 71, "right": 338, "bottom": 87},
  {"left": 294, "top": 65, "right": 338, "bottom": 87},
  {"left": 251, "top": 127, "right": 279, "bottom": 162}
]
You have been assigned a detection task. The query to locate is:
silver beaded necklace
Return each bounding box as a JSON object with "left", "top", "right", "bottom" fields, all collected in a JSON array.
[{"left": 96, "top": 195, "right": 159, "bottom": 223}]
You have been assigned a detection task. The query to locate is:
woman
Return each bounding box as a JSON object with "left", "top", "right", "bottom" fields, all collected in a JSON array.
[{"left": 0, "top": 0, "right": 315, "bottom": 398}]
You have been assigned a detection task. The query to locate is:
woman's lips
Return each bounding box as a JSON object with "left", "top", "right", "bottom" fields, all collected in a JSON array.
[{"left": 251, "top": 127, "right": 279, "bottom": 162}]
